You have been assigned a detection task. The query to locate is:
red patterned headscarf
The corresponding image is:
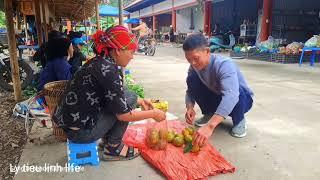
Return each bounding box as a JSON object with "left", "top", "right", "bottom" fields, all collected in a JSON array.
[{"left": 92, "top": 25, "right": 138, "bottom": 56}]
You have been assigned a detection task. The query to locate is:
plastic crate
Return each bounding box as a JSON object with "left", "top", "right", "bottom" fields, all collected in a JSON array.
[
  {"left": 230, "top": 51, "right": 248, "bottom": 58},
  {"left": 247, "top": 52, "right": 271, "bottom": 61},
  {"left": 271, "top": 54, "right": 313, "bottom": 64}
]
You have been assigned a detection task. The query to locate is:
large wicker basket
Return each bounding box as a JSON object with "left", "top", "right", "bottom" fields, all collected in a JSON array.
[{"left": 43, "top": 80, "right": 68, "bottom": 142}]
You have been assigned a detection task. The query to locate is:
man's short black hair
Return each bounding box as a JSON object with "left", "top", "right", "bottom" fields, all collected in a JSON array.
[
  {"left": 48, "top": 30, "right": 63, "bottom": 41},
  {"left": 183, "top": 33, "right": 208, "bottom": 51}
]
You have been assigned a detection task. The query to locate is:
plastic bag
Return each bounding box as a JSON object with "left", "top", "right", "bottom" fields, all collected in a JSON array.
[
  {"left": 143, "top": 99, "right": 169, "bottom": 150},
  {"left": 123, "top": 120, "right": 235, "bottom": 179},
  {"left": 305, "top": 35, "right": 319, "bottom": 47},
  {"left": 259, "top": 36, "right": 277, "bottom": 52},
  {"left": 286, "top": 42, "right": 303, "bottom": 55},
  {"left": 145, "top": 119, "right": 168, "bottom": 150}
]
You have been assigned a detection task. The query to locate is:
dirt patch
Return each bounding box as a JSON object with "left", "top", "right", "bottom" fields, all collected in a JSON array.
[{"left": 0, "top": 90, "right": 28, "bottom": 180}]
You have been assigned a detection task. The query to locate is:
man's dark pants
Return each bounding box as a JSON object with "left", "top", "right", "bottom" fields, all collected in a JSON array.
[{"left": 186, "top": 70, "right": 253, "bottom": 126}]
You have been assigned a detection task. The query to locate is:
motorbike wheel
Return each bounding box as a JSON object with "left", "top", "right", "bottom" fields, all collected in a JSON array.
[
  {"left": 0, "top": 60, "right": 33, "bottom": 91},
  {"left": 146, "top": 46, "right": 156, "bottom": 56}
]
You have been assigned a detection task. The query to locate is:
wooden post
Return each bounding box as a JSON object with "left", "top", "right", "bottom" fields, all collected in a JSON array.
[
  {"left": 34, "top": 0, "right": 43, "bottom": 46},
  {"left": 152, "top": 15, "right": 156, "bottom": 38},
  {"left": 95, "top": 0, "right": 100, "bottom": 30},
  {"left": 119, "top": 0, "right": 123, "bottom": 25},
  {"left": 260, "top": 0, "right": 273, "bottom": 41},
  {"left": 4, "top": 0, "right": 22, "bottom": 101},
  {"left": 171, "top": 0, "right": 176, "bottom": 32},
  {"left": 23, "top": 14, "right": 28, "bottom": 44},
  {"left": 17, "top": 13, "right": 22, "bottom": 31},
  {"left": 41, "top": 0, "right": 48, "bottom": 42},
  {"left": 172, "top": 10, "right": 176, "bottom": 32},
  {"left": 204, "top": 1, "right": 212, "bottom": 35}
]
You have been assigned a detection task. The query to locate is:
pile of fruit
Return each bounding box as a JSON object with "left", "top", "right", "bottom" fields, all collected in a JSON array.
[
  {"left": 151, "top": 99, "right": 169, "bottom": 112},
  {"left": 146, "top": 126, "right": 200, "bottom": 153},
  {"left": 167, "top": 127, "right": 200, "bottom": 153},
  {"left": 146, "top": 128, "right": 168, "bottom": 150}
]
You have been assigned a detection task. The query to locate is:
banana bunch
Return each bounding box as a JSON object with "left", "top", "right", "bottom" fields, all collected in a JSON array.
[{"left": 151, "top": 99, "right": 169, "bottom": 112}]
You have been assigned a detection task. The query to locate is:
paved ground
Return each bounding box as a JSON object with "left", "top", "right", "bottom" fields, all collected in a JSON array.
[{"left": 15, "top": 45, "right": 320, "bottom": 180}]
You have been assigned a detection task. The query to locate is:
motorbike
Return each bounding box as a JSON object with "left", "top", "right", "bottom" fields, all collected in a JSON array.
[
  {"left": 0, "top": 43, "right": 34, "bottom": 91},
  {"left": 137, "top": 35, "right": 156, "bottom": 56},
  {"left": 209, "top": 31, "right": 235, "bottom": 53}
]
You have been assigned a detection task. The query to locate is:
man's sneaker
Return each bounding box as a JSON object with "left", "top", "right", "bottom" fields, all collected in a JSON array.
[
  {"left": 230, "top": 119, "right": 247, "bottom": 138},
  {"left": 195, "top": 114, "right": 214, "bottom": 127}
]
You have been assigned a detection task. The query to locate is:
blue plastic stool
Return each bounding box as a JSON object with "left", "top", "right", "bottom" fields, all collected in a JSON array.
[
  {"left": 67, "top": 140, "right": 100, "bottom": 166},
  {"left": 299, "top": 47, "right": 320, "bottom": 66}
]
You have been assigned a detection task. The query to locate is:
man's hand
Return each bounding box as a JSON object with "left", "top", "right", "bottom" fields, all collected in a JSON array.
[
  {"left": 185, "top": 105, "right": 196, "bottom": 124},
  {"left": 193, "top": 114, "right": 224, "bottom": 147},
  {"left": 140, "top": 99, "right": 154, "bottom": 111},
  {"left": 193, "top": 124, "right": 214, "bottom": 147}
]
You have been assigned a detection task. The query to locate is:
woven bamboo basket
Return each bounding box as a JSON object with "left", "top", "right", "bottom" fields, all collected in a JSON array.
[{"left": 43, "top": 80, "right": 68, "bottom": 142}]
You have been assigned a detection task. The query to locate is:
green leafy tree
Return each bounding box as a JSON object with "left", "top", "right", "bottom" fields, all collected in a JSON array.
[
  {"left": 0, "top": 11, "right": 6, "bottom": 28},
  {"left": 100, "top": 17, "right": 115, "bottom": 29}
]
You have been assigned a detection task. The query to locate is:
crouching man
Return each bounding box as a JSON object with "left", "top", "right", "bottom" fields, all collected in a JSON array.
[{"left": 183, "top": 33, "right": 253, "bottom": 147}]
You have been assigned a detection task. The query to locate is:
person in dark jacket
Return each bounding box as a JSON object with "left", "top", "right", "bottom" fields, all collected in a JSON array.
[
  {"left": 69, "top": 37, "right": 87, "bottom": 74},
  {"left": 38, "top": 38, "right": 73, "bottom": 91},
  {"left": 33, "top": 30, "right": 63, "bottom": 68}
]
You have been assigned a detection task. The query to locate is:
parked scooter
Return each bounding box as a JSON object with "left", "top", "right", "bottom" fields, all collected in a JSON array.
[
  {"left": 209, "top": 31, "right": 235, "bottom": 53},
  {"left": 137, "top": 35, "right": 156, "bottom": 56},
  {"left": 0, "top": 47, "right": 33, "bottom": 91},
  {"left": 0, "top": 43, "right": 33, "bottom": 91}
]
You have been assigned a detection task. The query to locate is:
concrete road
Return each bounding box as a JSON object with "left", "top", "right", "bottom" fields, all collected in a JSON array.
[{"left": 15, "top": 45, "right": 320, "bottom": 180}]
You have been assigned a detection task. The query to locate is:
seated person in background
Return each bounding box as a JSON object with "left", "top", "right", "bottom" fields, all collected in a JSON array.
[
  {"left": 33, "top": 30, "right": 63, "bottom": 68},
  {"left": 69, "top": 38, "right": 87, "bottom": 74},
  {"left": 38, "top": 38, "right": 74, "bottom": 91},
  {"left": 68, "top": 31, "right": 83, "bottom": 40}
]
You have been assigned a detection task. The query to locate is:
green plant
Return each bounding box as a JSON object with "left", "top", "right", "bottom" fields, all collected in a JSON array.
[
  {"left": 125, "top": 74, "right": 145, "bottom": 98},
  {"left": 22, "top": 86, "right": 37, "bottom": 98}
]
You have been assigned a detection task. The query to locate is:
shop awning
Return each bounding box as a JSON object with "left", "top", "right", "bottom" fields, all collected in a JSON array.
[
  {"left": 124, "top": 0, "right": 166, "bottom": 13},
  {"left": 99, "top": 4, "right": 130, "bottom": 17}
]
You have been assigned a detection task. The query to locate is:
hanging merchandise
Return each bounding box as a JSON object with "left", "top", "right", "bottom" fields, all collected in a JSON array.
[{"left": 304, "top": 35, "right": 320, "bottom": 47}]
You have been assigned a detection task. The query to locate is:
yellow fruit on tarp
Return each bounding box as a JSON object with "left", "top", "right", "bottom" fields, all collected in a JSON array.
[
  {"left": 159, "top": 129, "right": 168, "bottom": 140},
  {"left": 175, "top": 133, "right": 184, "bottom": 140},
  {"left": 182, "top": 128, "right": 190, "bottom": 137},
  {"left": 146, "top": 128, "right": 159, "bottom": 146},
  {"left": 173, "top": 136, "right": 184, "bottom": 147},
  {"left": 186, "top": 127, "right": 195, "bottom": 136},
  {"left": 184, "top": 134, "right": 193, "bottom": 143},
  {"left": 151, "top": 99, "right": 169, "bottom": 112},
  {"left": 191, "top": 144, "right": 200, "bottom": 153},
  {"left": 167, "top": 131, "right": 175, "bottom": 143}
]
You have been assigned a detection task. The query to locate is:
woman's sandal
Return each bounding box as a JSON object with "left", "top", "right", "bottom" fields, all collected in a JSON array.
[{"left": 100, "top": 141, "right": 140, "bottom": 161}]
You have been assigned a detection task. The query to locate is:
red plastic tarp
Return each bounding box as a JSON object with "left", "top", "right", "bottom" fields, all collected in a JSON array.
[{"left": 123, "top": 120, "right": 236, "bottom": 180}]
